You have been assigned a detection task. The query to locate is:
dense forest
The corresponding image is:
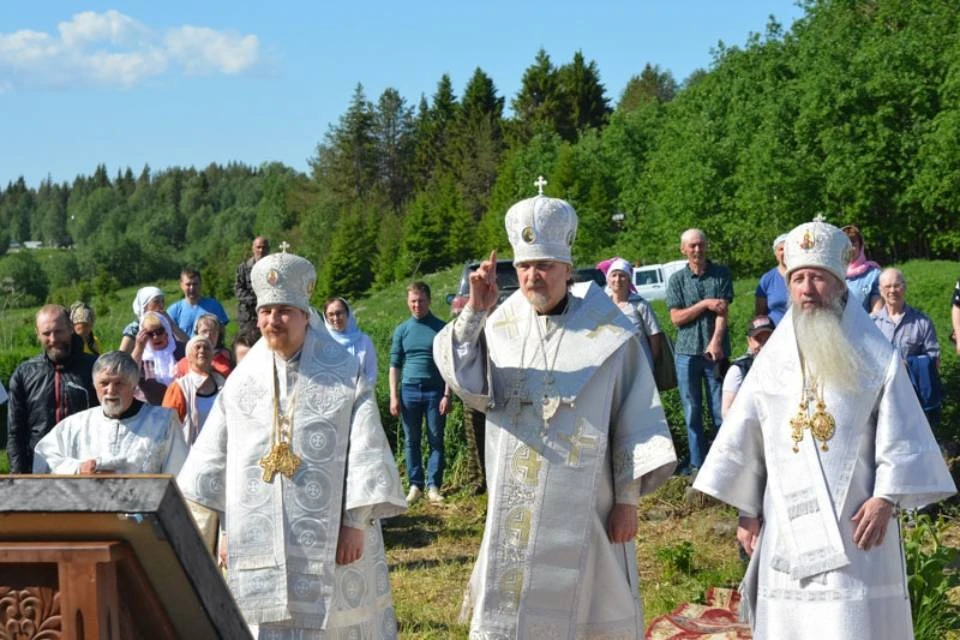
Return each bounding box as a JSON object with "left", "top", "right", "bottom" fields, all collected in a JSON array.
[{"left": 1, "top": 0, "right": 958, "bottom": 310}]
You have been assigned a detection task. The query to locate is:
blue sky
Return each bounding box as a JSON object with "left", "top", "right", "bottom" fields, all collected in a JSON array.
[{"left": 0, "top": 1, "right": 805, "bottom": 188}]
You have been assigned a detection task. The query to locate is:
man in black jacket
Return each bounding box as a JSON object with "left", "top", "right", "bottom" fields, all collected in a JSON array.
[{"left": 7, "top": 304, "right": 98, "bottom": 473}]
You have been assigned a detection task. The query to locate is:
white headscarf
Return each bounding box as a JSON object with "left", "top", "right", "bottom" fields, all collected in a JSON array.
[
  {"left": 133, "top": 286, "right": 165, "bottom": 319},
  {"left": 141, "top": 312, "right": 178, "bottom": 385},
  {"left": 323, "top": 298, "right": 363, "bottom": 351}
]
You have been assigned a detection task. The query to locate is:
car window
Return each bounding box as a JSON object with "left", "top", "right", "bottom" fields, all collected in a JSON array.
[
  {"left": 496, "top": 264, "right": 519, "bottom": 289},
  {"left": 635, "top": 268, "right": 661, "bottom": 286}
]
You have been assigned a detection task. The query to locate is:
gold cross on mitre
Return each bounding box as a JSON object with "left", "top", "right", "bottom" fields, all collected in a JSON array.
[
  {"left": 278, "top": 240, "right": 291, "bottom": 253},
  {"left": 534, "top": 175, "right": 547, "bottom": 196},
  {"left": 812, "top": 213, "right": 827, "bottom": 223}
]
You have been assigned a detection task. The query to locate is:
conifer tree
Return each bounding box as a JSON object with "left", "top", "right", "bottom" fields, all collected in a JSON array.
[{"left": 557, "top": 51, "right": 611, "bottom": 136}]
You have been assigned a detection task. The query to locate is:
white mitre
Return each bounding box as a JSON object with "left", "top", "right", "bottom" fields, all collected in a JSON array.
[
  {"left": 251, "top": 245, "right": 317, "bottom": 313},
  {"left": 783, "top": 214, "right": 855, "bottom": 283},
  {"left": 505, "top": 176, "right": 578, "bottom": 265}
]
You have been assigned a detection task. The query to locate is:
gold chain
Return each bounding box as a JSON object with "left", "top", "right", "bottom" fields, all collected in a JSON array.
[
  {"left": 259, "top": 354, "right": 302, "bottom": 482},
  {"left": 790, "top": 363, "right": 836, "bottom": 453}
]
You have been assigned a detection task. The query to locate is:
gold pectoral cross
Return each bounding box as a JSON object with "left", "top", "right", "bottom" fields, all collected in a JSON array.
[{"left": 260, "top": 442, "right": 302, "bottom": 482}]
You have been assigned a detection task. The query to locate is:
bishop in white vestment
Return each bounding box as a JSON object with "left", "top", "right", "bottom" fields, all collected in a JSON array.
[
  {"left": 33, "top": 350, "right": 187, "bottom": 475},
  {"left": 434, "top": 184, "right": 677, "bottom": 639},
  {"left": 177, "top": 250, "right": 406, "bottom": 640},
  {"left": 694, "top": 217, "right": 956, "bottom": 640}
]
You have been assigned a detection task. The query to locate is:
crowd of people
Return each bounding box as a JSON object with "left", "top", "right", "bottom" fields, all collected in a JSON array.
[{"left": 1, "top": 185, "right": 958, "bottom": 638}]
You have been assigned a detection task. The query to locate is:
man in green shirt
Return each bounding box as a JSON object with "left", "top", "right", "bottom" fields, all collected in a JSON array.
[
  {"left": 666, "top": 228, "right": 733, "bottom": 473},
  {"left": 389, "top": 282, "right": 451, "bottom": 503}
]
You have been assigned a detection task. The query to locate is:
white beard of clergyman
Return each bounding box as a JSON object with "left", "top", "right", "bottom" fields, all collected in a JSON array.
[
  {"left": 101, "top": 397, "right": 127, "bottom": 418},
  {"left": 792, "top": 294, "right": 860, "bottom": 393}
]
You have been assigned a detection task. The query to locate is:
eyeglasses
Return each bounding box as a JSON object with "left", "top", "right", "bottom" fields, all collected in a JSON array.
[
  {"left": 880, "top": 284, "right": 904, "bottom": 291},
  {"left": 146, "top": 328, "right": 167, "bottom": 339},
  {"left": 326, "top": 311, "right": 346, "bottom": 319}
]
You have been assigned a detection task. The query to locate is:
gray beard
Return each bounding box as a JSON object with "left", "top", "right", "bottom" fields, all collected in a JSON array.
[{"left": 793, "top": 297, "right": 860, "bottom": 392}]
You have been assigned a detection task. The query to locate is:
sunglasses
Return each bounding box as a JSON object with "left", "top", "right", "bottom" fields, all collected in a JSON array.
[{"left": 146, "top": 328, "right": 167, "bottom": 339}]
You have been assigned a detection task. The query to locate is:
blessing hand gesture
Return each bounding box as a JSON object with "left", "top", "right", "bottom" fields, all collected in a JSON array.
[{"left": 468, "top": 250, "right": 500, "bottom": 313}]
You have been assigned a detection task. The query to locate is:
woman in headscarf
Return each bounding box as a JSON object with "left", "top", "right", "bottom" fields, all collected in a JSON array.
[
  {"left": 323, "top": 297, "right": 378, "bottom": 385},
  {"left": 69, "top": 301, "right": 102, "bottom": 355},
  {"left": 754, "top": 233, "right": 789, "bottom": 326},
  {"left": 132, "top": 311, "right": 186, "bottom": 405},
  {"left": 163, "top": 336, "right": 225, "bottom": 447},
  {"left": 601, "top": 257, "right": 664, "bottom": 371},
  {"left": 119, "top": 286, "right": 189, "bottom": 353},
  {"left": 842, "top": 224, "right": 883, "bottom": 312},
  {"left": 174, "top": 313, "right": 233, "bottom": 378}
]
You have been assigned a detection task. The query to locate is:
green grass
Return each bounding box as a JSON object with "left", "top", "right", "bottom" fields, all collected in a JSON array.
[{"left": 2, "top": 259, "right": 960, "bottom": 635}]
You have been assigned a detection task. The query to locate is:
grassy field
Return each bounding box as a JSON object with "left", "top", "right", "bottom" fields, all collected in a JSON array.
[{"left": 2, "top": 259, "right": 959, "bottom": 636}]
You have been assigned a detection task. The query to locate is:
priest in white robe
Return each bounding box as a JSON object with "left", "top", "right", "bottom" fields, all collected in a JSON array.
[
  {"left": 693, "top": 216, "right": 956, "bottom": 640},
  {"left": 33, "top": 350, "right": 187, "bottom": 475},
  {"left": 433, "top": 181, "right": 677, "bottom": 639},
  {"left": 177, "top": 248, "right": 406, "bottom": 640}
]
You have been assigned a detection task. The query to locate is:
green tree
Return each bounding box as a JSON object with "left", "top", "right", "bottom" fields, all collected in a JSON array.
[
  {"left": 310, "top": 84, "right": 378, "bottom": 204},
  {"left": 510, "top": 49, "right": 570, "bottom": 144},
  {"left": 618, "top": 63, "right": 678, "bottom": 111},
  {"left": 557, "top": 51, "right": 611, "bottom": 135},
  {"left": 0, "top": 251, "right": 49, "bottom": 308},
  {"left": 374, "top": 87, "right": 415, "bottom": 211}
]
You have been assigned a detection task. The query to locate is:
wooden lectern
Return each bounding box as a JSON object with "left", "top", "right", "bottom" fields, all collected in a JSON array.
[{"left": 0, "top": 475, "right": 252, "bottom": 639}]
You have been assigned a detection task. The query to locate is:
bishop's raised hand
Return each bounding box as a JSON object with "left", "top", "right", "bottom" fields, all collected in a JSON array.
[{"left": 468, "top": 249, "right": 500, "bottom": 313}]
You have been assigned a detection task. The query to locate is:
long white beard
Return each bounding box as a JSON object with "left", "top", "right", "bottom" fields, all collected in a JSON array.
[{"left": 793, "top": 296, "right": 860, "bottom": 392}]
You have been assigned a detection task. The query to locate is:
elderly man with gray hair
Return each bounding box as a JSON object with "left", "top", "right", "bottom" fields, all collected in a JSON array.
[
  {"left": 33, "top": 351, "right": 187, "bottom": 475},
  {"left": 694, "top": 217, "right": 955, "bottom": 640},
  {"left": 871, "top": 267, "right": 942, "bottom": 426}
]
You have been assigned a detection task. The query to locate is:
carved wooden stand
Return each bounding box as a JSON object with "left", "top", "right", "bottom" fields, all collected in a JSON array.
[{"left": 0, "top": 540, "right": 177, "bottom": 640}]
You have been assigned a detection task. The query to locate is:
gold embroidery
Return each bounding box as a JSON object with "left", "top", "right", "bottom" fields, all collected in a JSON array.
[
  {"left": 499, "top": 567, "right": 524, "bottom": 611},
  {"left": 504, "top": 506, "right": 532, "bottom": 548},
  {"left": 511, "top": 444, "right": 542, "bottom": 486},
  {"left": 493, "top": 309, "right": 521, "bottom": 339},
  {"left": 559, "top": 418, "right": 598, "bottom": 466},
  {"left": 585, "top": 309, "right": 624, "bottom": 339}
]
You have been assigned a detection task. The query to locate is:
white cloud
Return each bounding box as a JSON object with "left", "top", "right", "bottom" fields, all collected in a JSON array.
[
  {"left": 165, "top": 26, "right": 260, "bottom": 75},
  {"left": 0, "top": 10, "right": 262, "bottom": 91},
  {"left": 58, "top": 10, "right": 149, "bottom": 48}
]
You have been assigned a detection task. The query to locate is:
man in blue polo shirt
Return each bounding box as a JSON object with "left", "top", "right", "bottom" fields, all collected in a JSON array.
[
  {"left": 167, "top": 268, "right": 229, "bottom": 337},
  {"left": 389, "top": 281, "right": 451, "bottom": 504},
  {"left": 666, "top": 228, "right": 733, "bottom": 474}
]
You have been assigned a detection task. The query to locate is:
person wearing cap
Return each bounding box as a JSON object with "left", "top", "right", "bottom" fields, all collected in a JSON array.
[
  {"left": 433, "top": 179, "right": 677, "bottom": 639},
  {"left": 720, "top": 315, "right": 774, "bottom": 419},
  {"left": 871, "top": 268, "right": 942, "bottom": 427},
  {"left": 693, "top": 216, "right": 955, "bottom": 639},
  {"left": 603, "top": 256, "right": 664, "bottom": 370},
  {"left": 842, "top": 224, "right": 883, "bottom": 313},
  {"left": 69, "top": 301, "right": 102, "bottom": 356},
  {"left": 177, "top": 247, "right": 406, "bottom": 639},
  {"left": 666, "top": 228, "right": 734, "bottom": 473},
  {"left": 754, "top": 234, "right": 789, "bottom": 326}
]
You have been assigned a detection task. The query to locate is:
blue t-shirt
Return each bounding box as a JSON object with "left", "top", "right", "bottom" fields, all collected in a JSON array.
[
  {"left": 167, "top": 297, "right": 229, "bottom": 336},
  {"left": 846, "top": 268, "right": 880, "bottom": 312},
  {"left": 755, "top": 267, "right": 789, "bottom": 326},
  {"left": 389, "top": 313, "right": 446, "bottom": 388}
]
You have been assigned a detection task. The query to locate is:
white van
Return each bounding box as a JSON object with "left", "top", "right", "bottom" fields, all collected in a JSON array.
[{"left": 632, "top": 260, "right": 687, "bottom": 301}]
